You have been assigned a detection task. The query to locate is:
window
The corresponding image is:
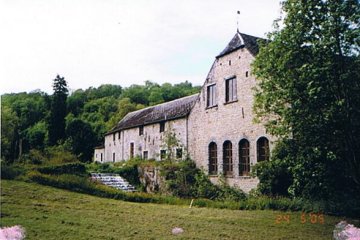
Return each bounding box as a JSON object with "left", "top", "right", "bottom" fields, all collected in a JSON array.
[
  {"left": 160, "top": 122, "right": 165, "bottom": 133},
  {"left": 239, "top": 139, "right": 250, "bottom": 176},
  {"left": 160, "top": 150, "right": 166, "bottom": 160},
  {"left": 229, "top": 60, "right": 231, "bottom": 66},
  {"left": 143, "top": 151, "right": 148, "bottom": 160},
  {"left": 257, "top": 137, "right": 270, "bottom": 162},
  {"left": 113, "top": 152, "right": 115, "bottom": 162},
  {"left": 118, "top": 131, "right": 121, "bottom": 139},
  {"left": 130, "top": 143, "right": 134, "bottom": 159},
  {"left": 176, "top": 148, "right": 183, "bottom": 159},
  {"left": 207, "top": 84, "right": 217, "bottom": 107},
  {"left": 113, "top": 133, "right": 116, "bottom": 141},
  {"left": 223, "top": 141, "right": 233, "bottom": 176},
  {"left": 245, "top": 71, "right": 249, "bottom": 77},
  {"left": 225, "top": 77, "right": 237, "bottom": 103},
  {"left": 208, "top": 142, "right": 218, "bottom": 175},
  {"left": 139, "top": 126, "right": 144, "bottom": 136},
  {"left": 100, "top": 153, "right": 103, "bottom": 162}
]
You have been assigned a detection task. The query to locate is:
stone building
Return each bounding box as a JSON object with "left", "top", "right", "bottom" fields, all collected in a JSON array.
[{"left": 94, "top": 31, "right": 275, "bottom": 192}]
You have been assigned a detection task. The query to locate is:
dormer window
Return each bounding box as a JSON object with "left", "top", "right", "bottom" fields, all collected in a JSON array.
[{"left": 207, "top": 84, "right": 217, "bottom": 108}]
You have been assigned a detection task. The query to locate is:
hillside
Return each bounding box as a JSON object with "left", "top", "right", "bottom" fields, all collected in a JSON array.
[{"left": 1, "top": 180, "right": 353, "bottom": 239}]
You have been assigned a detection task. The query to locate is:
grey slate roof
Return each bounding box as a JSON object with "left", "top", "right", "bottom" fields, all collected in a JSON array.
[
  {"left": 107, "top": 94, "right": 199, "bottom": 134},
  {"left": 216, "top": 31, "right": 265, "bottom": 58}
]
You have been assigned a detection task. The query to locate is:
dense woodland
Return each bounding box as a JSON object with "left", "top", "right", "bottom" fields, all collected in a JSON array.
[{"left": 1, "top": 79, "right": 200, "bottom": 162}]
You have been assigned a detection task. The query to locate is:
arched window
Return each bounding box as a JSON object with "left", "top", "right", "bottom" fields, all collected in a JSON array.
[
  {"left": 257, "top": 137, "right": 269, "bottom": 162},
  {"left": 223, "top": 141, "right": 233, "bottom": 176},
  {"left": 239, "top": 139, "right": 250, "bottom": 176},
  {"left": 208, "top": 142, "right": 217, "bottom": 175}
]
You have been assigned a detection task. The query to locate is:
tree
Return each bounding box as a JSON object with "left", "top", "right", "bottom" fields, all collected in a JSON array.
[
  {"left": 48, "top": 75, "right": 68, "bottom": 145},
  {"left": 252, "top": 0, "right": 360, "bottom": 199},
  {"left": 1, "top": 105, "right": 19, "bottom": 162},
  {"left": 66, "top": 118, "right": 97, "bottom": 162}
]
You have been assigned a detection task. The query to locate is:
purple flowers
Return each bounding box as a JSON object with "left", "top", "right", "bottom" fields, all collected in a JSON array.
[
  {"left": 0, "top": 225, "right": 26, "bottom": 240},
  {"left": 333, "top": 221, "right": 360, "bottom": 240}
]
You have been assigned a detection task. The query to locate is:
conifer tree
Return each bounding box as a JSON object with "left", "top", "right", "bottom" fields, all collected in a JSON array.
[{"left": 48, "top": 75, "right": 68, "bottom": 145}]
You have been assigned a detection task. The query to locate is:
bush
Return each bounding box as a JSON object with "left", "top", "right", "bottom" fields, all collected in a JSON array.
[
  {"left": 27, "top": 170, "right": 359, "bottom": 215},
  {"left": 252, "top": 139, "right": 294, "bottom": 197},
  {"left": 19, "top": 149, "right": 46, "bottom": 165},
  {"left": 45, "top": 145, "right": 78, "bottom": 164},
  {"left": 36, "top": 162, "right": 86, "bottom": 175},
  {"left": 160, "top": 159, "right": 246, "bottom": 201},
  {"left": 86, "top": 159, "right": 141, "bottom": 187},
  {"left": 1, "top": 163, "right": 24, "bottom": 180},
  {"left": 252, "top": 159, "right": 293, "bottom": 197}
]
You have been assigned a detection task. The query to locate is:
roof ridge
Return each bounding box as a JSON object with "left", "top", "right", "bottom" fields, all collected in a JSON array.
[
  {"left": 106, "top": 93, "right": 199, "bottom": 134},
  {"left": 125, "top": 93, "right": 199, "bottom": 115}
]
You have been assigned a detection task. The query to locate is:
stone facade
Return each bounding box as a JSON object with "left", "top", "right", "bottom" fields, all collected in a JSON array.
[
  {"left": 96, "top": 96, "right": 194, "bottom": 162},
  {"left": 188, "top": 36, "right": 275, "bottom": 192},
  {"left": 94, "top": 31, "right": 275, "bottom": 192},
  {"left": 94, "top": 147, "right": 105, "bottom": 162}
]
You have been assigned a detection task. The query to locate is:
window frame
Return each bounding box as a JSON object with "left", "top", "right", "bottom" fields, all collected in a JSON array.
[
  {"left": 239, "top": 139, "right": 250, "bottom": 176},
  {"left": 143, "top": 151, "right": 148, "bottom": 160},
  {"left": 223, "top": 140, "right": 233, "bottom": 176},
  {"left": 160, "top": 150, "right": 167, "bottom": 160},
  {"left": 208, "top": 142, "right": 218, "bottom": 175},
  {"left": 130, "top": 142, "right": 134, "bottom": 159},
  {"left": 257, "top": 137, "right": 270, "bottom": 162},
  {"left": 160, "top": 121, "right": 165, "bottom": 133},
  {"left": 225, "top": 76, "right": 237, "bottom": 103},
  {"left": 206, "top": 84, "right": 217, "bottom": 108},
  {"left": 176, "top": 148, "right": 183, "bottom": 159},
  {"left": 139, "top": 126, "right": 144, "bottom": 136}
]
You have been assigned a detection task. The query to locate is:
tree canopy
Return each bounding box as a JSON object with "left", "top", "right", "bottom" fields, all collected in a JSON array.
[
  {"left": 252, "top": 0, "right": 360, "bottom": 199},
  {"left": 1, "top": 79, "right": 200, "bottom": 162}
]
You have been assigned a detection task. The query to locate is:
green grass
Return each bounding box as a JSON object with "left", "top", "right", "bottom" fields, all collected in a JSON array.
[{"left": 1, "top": 180, "right": 358, "bottom": 239}]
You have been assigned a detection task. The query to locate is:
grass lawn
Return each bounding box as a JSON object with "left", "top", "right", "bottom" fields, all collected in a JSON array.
[{"left": 1, "top": 180, "right": 357, "bottom": 239}]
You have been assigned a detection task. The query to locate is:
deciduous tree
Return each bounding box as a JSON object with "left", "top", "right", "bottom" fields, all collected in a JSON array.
[{"left": 252, "top": 0, "right": 360, "bottom": 199}]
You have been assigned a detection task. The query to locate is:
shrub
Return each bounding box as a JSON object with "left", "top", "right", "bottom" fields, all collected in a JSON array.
[
  {"left": 36, "top": 162, "right": 86, "bottom": 175},
  {"left": 86, "top": 159, "right": 141, "bottom": 187},
  {"left": 19, "top": 149, "right": 46, "bottom": 165},
  {"left": 252, "top": 139, "right": 294, "bottom": 197},
  {"left": 45, "top": 145, "right": 78, "bottom": 164},
  {"left": 1, "top": 163, "right": 24, "bottom": 180}
]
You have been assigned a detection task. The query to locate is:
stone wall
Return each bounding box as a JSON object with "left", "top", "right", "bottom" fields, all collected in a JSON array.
[
  {"left": 138, "top": 165, "right": 165, "bottom": 193},
  {"left": 94, "top": 147, "right": 105, "bottom": 162},
  {"left": 103, "top": 117, "right": 189, "bottom": 162},
  {"left": 188, "top": 47, "right": 276, "bottom": 192}
]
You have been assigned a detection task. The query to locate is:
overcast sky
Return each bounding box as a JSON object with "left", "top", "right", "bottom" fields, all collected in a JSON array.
[{"left": 0, "top": 0, "right": 282, "bottom": 94}]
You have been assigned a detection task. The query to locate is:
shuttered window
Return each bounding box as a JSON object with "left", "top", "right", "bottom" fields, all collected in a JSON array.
[
  {"left": 207, "top": 84, "right": 217, "bottom": 107},
  {"left": 225, "top": 77, "right": 237, "bottom": 103}
]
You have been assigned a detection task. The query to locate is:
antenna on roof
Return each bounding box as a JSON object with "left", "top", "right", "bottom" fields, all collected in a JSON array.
[{"left": 237, "top": 10, "right": 240, "bottom": 32}]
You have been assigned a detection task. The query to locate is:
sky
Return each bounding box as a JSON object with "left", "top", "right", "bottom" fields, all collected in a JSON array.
[{"left": 0, "top": 0, "right": 282, "bottom": 94}]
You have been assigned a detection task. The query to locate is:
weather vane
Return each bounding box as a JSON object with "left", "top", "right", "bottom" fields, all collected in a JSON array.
[{"left": 237, "top": 10, "right": 240, "bottom": 32}]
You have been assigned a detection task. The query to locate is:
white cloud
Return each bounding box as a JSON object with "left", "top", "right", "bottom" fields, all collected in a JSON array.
[{"left": 0, "top": 0, "right": 281, "bottom": 94}]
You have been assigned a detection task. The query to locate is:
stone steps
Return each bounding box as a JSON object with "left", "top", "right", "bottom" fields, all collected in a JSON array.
[{"left": 90, "top": 173, "right": 136, "bottom": 192}]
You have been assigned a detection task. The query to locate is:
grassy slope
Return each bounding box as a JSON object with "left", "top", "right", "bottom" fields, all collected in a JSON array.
[{"left": 0, "top": 180, "right": 355, "bottom": 240}]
